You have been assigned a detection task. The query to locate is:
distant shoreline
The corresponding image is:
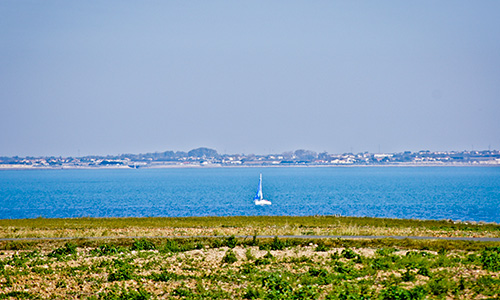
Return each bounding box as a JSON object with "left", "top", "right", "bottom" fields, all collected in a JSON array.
[{"left": 1, "top": 162, "right": 499, "bottom": 170}]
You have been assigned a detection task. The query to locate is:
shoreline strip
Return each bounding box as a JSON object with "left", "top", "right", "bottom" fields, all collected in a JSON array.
[{"left": 2, "top": 234, "right": 500, "bottom": 242}]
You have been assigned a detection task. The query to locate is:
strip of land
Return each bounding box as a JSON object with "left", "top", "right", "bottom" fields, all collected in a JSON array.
[
  {"left": 2, "top": 234, "right": 500, "bottom": 243},
  {"left": 1, "top": 215, "right": 499, "bottom": 240}
]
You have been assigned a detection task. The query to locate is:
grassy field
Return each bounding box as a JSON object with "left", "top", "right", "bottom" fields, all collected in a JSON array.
[
  {"left": 1, "top": 216, "right": 500, "bottom": 299},
  {"left": 1, "top": 215, "right": 500, "bottom": 240}
]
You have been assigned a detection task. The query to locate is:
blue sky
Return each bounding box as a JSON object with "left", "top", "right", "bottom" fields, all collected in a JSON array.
[{"left": 1, "top": 1, "right": 499, "bottom": 156}]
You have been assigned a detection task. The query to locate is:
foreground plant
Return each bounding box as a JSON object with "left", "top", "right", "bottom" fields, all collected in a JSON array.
[{"left": 0, "top": 236, "right": 500, "bottom": 299}]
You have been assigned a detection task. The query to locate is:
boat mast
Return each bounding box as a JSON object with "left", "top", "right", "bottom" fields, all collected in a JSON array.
[{"left": 258, "top": 174, "right": 263, "bottom": 200}]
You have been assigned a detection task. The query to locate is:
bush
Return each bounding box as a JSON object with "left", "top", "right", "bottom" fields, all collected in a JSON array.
[
  {"left": 172, "top": 285, "right": 193, "bottom": 298},
  {"left": 481, "top": 247, "right": 500, "bottom": 272},
  {"left": 341, "top": 248, "right": 357, "bottom": 259},
  {"left": 417, "top": 266, "right": 431, "bottom": 277},
  {"left": 326, "top": 282, "right": 373, "bottom": 300},
  {"left": 91, "top": 244, "right": 125, "bottom": 256},
  {"left": 380, "top": 285, "right": 427, "bottom": 300},
  {"left": 108, "top": 268, "right": 134, "bottom": 282},
  {"left": 222, "top": 249, "right": 238, "bottom": 264},
  {"left": 107, "top": 260, "right": 135, "bottom": 282},
  {"left": 333, "top": 261, "right": 356, "bottom": 276},
  {"left": 315, "top": 244, "right": 329, "bottom": 252},
  {"left": 308, "top": 267, "right": 328, "bottom": 278},
  {"left": 211, "top": 238, "right": 224, "bottom": 248},
  {"left": 401, "top": 251, "right": 433, "bottom": 269},
  {"left": 48, "top": 242, "right": 77, "bottom": 258},
  {"left": 161, "top": 240, "right": 181, "bottom": 253},
  {"left": 7, "top": 254, "right": 30, "bottom": 268},
  {"left": 270, "top": 236, "right": 285, "bottom": 251},
  {"left": 258, "top": 236, "right": 286, "bottom": 251},
  {"left": 245, "top": 248, "right": 255, "bottom": 260},
  {"left": 292, "top": 284, "right": 318, "bottom": 299},
  {"left": 240, "top": 263, "right": 257, "bottom": 275},
  {"left": 371, "top": 256, "right": 394, "bottom": 271},
  {"left": 307, "top": 268, "right": 332, "bottom": 285},
  {"left": 427, "top": 275, "right": 453, "bottom": 297},
  {"left": 255, "top": 257, "right": 271, "bottom": 266},
  {"left": 131, "top": 239, "right": 155, "bottom": 251},
  {"left": 401, "top": 268, "right": 416, "bottom": 282},
  {"left": 224, "top": 235, "right": 238, "bottom": 248},
  {"left": 251, "top": 232, "right": 259, "bottom": 246},
  {"left": 97, "top": 286, "right": 151, "bottom": 300},
  {"left": 149, "top": 270, "right": 182, "bottom": 282},
  {"left": 243, "top": 286, "right": 262, "bottom": 299},
  {"left": 376, "top": 248, "right": 397, "bottom": 257},
  {"left": 0, "top": 291, "right": 39, "bottom": 299},
  {"left": 473, "top": 275, "right": 500, "bottom": 296},
  {"left": 261, "top": 273, "right": 293, "bottom": 299}
]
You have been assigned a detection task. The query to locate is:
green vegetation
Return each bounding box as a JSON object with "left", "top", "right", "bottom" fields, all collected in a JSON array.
[
  {"left": 0, "top": 235, "right": 499, "bottom": 299},
  {"left": 1, "top": 215, "right": 499, "bottom": 231},
  {"left": 1, "top": 216, "right": 500, "bottom": 298},
  {"left": 1, "top": 215, "right": 499, "bottom": 240}
]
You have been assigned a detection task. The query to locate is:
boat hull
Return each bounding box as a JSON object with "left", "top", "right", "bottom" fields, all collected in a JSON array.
[{"left": 254, "top": 199, "right": 272, "bottom": 205}]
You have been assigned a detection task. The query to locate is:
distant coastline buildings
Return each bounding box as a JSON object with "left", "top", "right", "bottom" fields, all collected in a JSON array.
[{"left": 1, "top": 147, "right": 499, "bottom": 169}]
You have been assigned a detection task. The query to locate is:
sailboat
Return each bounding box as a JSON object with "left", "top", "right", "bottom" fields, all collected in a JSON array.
[{"left": 254, "top": 174, "right": 272, "bottom": 205}]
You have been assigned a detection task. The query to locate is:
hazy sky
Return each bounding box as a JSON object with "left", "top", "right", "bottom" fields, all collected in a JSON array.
[{"left": 1, "top": 1, "right": 499, "bottom": 157}]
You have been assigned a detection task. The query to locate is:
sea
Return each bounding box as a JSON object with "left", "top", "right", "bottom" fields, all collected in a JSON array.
[{"left": 0, "top": 166, "right": 499, "bottom": 222}]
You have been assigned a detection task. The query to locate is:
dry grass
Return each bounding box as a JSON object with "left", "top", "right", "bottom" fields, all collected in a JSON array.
[{"left": 1, "top": 215, "right": 499, "bottom": 240}]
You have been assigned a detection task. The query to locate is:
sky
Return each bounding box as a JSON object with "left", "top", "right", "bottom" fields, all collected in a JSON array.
[{"left": 1, "top": 1, "right": 499, "bottom": 157}]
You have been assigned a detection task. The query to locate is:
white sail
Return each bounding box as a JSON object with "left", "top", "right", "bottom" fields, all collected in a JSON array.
[{"left": 254, "top": 173, "right": 271, "bottom": 205}]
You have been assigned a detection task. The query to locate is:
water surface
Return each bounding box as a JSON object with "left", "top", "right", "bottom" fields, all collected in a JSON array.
[{"left": 0, "top": 167, "right": 499, "bottom": 222}]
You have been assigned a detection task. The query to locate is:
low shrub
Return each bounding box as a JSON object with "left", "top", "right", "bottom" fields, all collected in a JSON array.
[
  {"left": 427, "top": 275, "right": 454, "bottom": 297},
  {"left": 380, "top": 285, "right": 427, "bottom": 300},
  {"left": 259, "top": 236, "right": 287, "bottom": 251},
  {"left": 376, "top": 248, "right": 397, "bottom": 257},
  {"left": 308, "top": 267, "right": 328, "bottom": 278},
  {"left": 107, "top": 260, "right": 135, "bottom": 282},
  {"left": 0, "top": 291, "right": 40, "bottom": 300},
  {"left": 371, "top": 256, "right": 394, "bottom": 271},
  {"left": 149, "top": 270, "right": 183, "bottom": 282},
  {"left": 315, "top": 243, "right": 329, "bottom": 252},
  {"left": 96, "top": 286, "right": 151, "bottom": 300},
  {"left": 272, "top": 238, "right": 286, "bottom": 250},
  {"left": 48, "top": 242, "right": 77, "bottom": 258},
  {"left": 211, "top": 238, "right": 224, "bottom": 248},
  {"left": 292, "top": 284, "right": 319, "bottom": 299},
  {"left": 224, "top": 235, "right": 238, "bottom": 248},
  {"left": 161, "top": 240, "right": 181, "bottom": 253},
  {"left": 131, "top": 239, "right": 155, "bottom": 251},
  {"left": 341, "top": 248, "right": 357, "bottom": 259},
  {"left": 401, "top": 268, "right": 416, "bottom": 282},
  {"left": 172, "top": 285, "right": 193, "bottom": 298},
  {"left": 417, "top": 266, "right": 431, "bottom": 277},
  {"left": 261, "top": 273, "right": 293, "bottom": 299},
  {"left": 326, "top": 282, "right": 373, "bottom": 300},
  {"left": 255, "top": 252, "right": 273, "bottom": 266},
  {"left": 481, "top": 247, "right": 500, "bottom": 272},
  {"left": 472, "top": 275, "right": 500, "bottom": 296},
  {"left": 240, "top": 263, "right": 257, "bottom": 275},
  {"left": 222, "top": 249, "right": 238, "bottom": 264},
  {"left": 243, "top": 286, "right": 262, "bottom": 299},
  {"left": 91, "top": 244, "right": 125, "bottom": 256},
  {"left": 245, "top": 248, "right": 255, "bottom": 260}
]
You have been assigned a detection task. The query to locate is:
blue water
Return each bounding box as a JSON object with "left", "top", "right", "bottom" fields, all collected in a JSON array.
[{"left": 0, "top": 167, "right": 499, "bottom": 222}]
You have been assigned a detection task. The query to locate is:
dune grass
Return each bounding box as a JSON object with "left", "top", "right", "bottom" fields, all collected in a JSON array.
[{"left": 1, "top": 215, "right": 499, "bottom": 240}]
